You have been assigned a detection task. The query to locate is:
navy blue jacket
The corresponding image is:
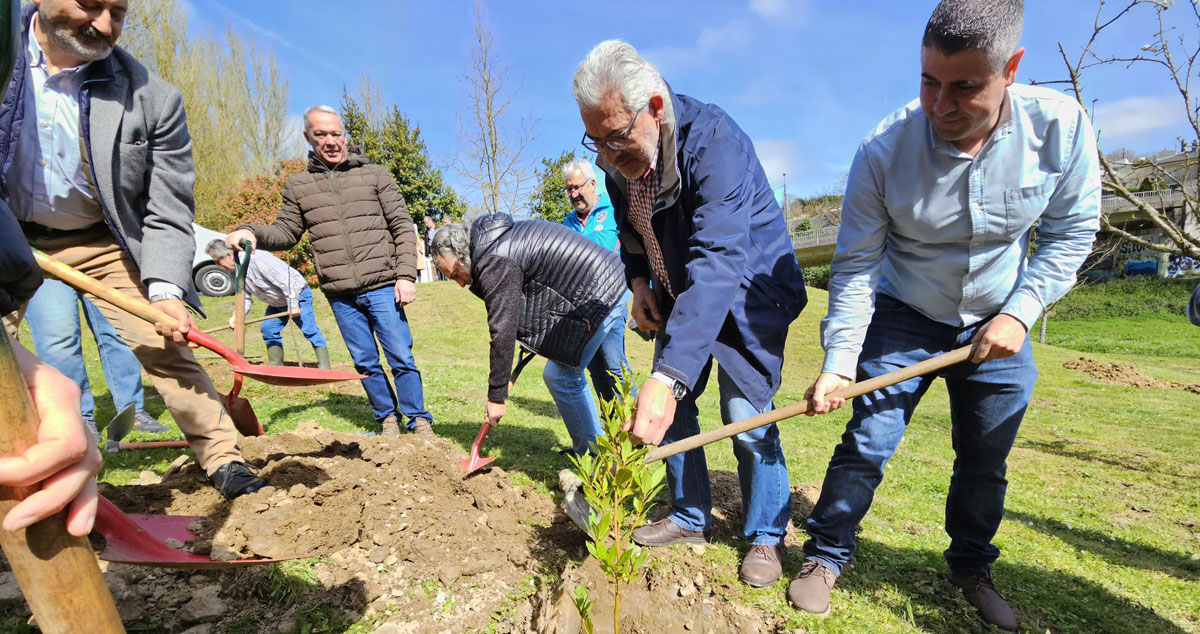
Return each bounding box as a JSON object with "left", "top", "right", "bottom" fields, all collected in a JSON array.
[
  {"left": 598, "top": 90, "right": 806, "bottom": 410},
  {"left": 0, "top": 199, "right": 39, "bottom": 315}
]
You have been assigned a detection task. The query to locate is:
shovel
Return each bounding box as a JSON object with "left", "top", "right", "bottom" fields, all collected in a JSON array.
[
  {"left": 33, "top": 249, "right": 364, "bottom": 388},
  {"left": 561, "top": 346, "right": 975, "bottom": 531},
  {"left": 459, "top": 345, "right": 537, "bottom": 475},
  {"left": 0, "top": 331, "right": 125, "bottom": 632},
  {"left": 93, "top": 495, "right": 285, "bottom": 569},
  {"left": 221, "top": 243, "right": 263, "bottom": 435}
]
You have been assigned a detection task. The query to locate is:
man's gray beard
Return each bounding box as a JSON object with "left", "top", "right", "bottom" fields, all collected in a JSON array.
[{"left": 41, "top": 19, "right": 114, "bottom": 62}]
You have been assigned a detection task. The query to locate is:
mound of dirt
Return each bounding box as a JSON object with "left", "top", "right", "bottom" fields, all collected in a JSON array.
[
  {"left": 0, "top": 423, "right": 799, "bottom": 633},
  {"left": 1063, "top": 357, "right": 1200, "bottom": 393}
]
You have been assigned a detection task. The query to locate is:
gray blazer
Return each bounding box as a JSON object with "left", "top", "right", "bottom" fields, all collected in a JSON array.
[
  {"left": 84, "top": 48, "right": 202, "bottom": 309},
  {"left": 0, "top": 6, "right": 201, "bottom": 309}
]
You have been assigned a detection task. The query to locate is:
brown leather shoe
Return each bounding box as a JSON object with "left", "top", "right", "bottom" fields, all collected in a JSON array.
[
  {"left": 740, "top": 544, "right": 785, "bottom": 587},
  {"left": 948, "top": 568, "right": 1018, "bottom": 632},
  {"left": 380, "top": 414, "right": 401, "bottom": 438},
  {"left": 411, "top": 417, "right": 436, "bottom": 440},
  {"left": 788, "top": 560, "right": 837, "bottom": 616},
  {"left": 631, "top": 518, "right": 708, "bottom": 547}
]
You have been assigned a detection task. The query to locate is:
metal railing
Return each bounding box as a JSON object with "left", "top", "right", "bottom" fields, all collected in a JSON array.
[
  {"left": 791, "top": 226, "right": 840, "bottom": 249},
  {"left": 1102, "top": 189, "right": 1187, "bottom": 212}
]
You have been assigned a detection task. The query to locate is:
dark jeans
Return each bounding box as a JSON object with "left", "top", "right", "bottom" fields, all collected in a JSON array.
[
  {"left": 261, "top": 287, "right": 328, "bottom": 348},
  {"left": 327, "top": 286, "right": 432, "bottom": 426},
  {"left": 803, "top": 294, "right": 1036, "bottom": 575}
]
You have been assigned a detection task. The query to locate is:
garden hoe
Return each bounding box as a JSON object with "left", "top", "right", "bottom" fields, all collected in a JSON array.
[
  {"left": 459, "top": 345, "right": 537, "bottom": 476},
  {"left": 104, "top": 401, "right": 261, "bottom": 451},
  {"left": 559, "top": 345, "right": 976, "bottom": 532}
]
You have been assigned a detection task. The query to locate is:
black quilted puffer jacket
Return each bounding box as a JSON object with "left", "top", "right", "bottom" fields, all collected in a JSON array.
[{"left": 468, "top": 213, "right": 626, "bottom": 403}]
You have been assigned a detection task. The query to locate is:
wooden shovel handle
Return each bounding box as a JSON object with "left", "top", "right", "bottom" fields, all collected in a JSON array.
[
  {"left": 33, "top": 249, "right": 176, "bottom": 328},
  {"left": 643, "top": 345, "right": 974, "bottom": 463},
  {"left": 0, "top": 336, "right": 125, "bottom": 633},
  {"left": 203, "top": 312, "right": 289, "bottom": 334}
]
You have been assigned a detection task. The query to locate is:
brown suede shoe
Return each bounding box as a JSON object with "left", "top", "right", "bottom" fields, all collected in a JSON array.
[
  {"left": 787, "top": 560, "right": 837, "bottom": 617},
  {"left": 740, "top": 544, "right": 785, "bottom": 587},
  {"left": 380, "top": 414, "right": 401, "bottom": 438},
  {"left": 631, "top": 518, "right": 708, "bottom": 547},
  {"left": 411, "top": 417, "right": 436, "bottom": 440},
  {"left": 948, "top": 568, "right": 1018, "bottom": 632}
]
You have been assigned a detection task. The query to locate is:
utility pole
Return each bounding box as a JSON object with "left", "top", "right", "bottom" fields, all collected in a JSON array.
[{"left": 782, "top": 172, "right": 789, "bottom": 229}]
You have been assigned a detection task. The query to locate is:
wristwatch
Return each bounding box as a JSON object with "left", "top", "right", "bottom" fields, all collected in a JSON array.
[
  {"left": 148, "top": 294, "right": 177, "bottom": 304},
  {"left": 651, "top": 371, "right": 688, "bottom": 400}
]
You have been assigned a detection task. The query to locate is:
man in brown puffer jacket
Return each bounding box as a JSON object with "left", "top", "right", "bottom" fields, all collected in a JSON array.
[{"left": 226, "top": 105, "right": 433, "bottom": 439}]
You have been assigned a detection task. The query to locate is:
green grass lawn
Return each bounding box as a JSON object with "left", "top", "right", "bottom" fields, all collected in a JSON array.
[
  {"left": 1042, "top": 277, "right": 1200, "bottom": 358},
  {"left": 59, "top": 281, "right": 1200, "bottom": 634}
]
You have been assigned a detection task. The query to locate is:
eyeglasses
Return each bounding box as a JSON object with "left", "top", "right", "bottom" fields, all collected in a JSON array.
[
  {"left": 564, "top": 180, "right": 593, "bottom": 194},
  {"left": 581, "top": 105, "right": 644, "bottom": 153}
]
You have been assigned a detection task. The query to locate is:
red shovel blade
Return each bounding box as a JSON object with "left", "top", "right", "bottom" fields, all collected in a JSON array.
[
  {"left": 459, "top": 422, "right": 497, "bottom": 475},
  {"left": 187, "top": 330, "right": 364, "bottom": 387},
  {"left": 94, "top": 496, "right": 286, "bottom": 569},
  {"left": 225, "top": 373, "right": 264, "bottom": 436}
]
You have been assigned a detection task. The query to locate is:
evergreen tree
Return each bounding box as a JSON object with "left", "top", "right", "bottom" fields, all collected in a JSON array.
[{"left": 529, "top": 150, "right": 578, "bottom": 223}]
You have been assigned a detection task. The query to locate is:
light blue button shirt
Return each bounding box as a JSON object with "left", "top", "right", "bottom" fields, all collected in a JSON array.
[
  {"left": 821, "top": 84, "right": 1102, "bottom": 378},
  {"left": 8, "top": 17, "right": 102, "bottom": 231}
]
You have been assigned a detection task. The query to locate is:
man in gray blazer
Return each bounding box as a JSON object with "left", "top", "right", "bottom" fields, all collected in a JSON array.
[{"left": 0, "top": 0, "right": 264, "bottom": 499}]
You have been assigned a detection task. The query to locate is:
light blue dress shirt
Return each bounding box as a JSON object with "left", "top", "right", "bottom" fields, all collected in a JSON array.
[
  {"left": 821, "top": 84, "right": 1102, "bottom": 378},
  {"left": 8, "top": 17, "right": 101, "bottom": 231},
  {"left": 562, "top": 192, "right": 620, "bottom": 252}
]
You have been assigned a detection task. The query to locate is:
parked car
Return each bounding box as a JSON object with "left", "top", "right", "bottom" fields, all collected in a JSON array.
[{"left": 191, "top": 223, "right": 233, "bottom": 297}]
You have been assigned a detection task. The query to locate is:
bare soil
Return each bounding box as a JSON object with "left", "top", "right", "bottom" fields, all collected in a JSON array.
[
  {"left": 0, "top": 423, "right": 803, "bottom": 633},
  {"left": 1063, "top": 357, "right": 1200, "bottom": 394}
]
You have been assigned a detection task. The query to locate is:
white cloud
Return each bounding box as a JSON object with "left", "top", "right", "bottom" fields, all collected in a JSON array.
[
  {"left": 642, "top": 20, "right": 752, "bottom": 75},
  {"left": 1093, "top": 95, "right": 1189, "bottom": 142}
]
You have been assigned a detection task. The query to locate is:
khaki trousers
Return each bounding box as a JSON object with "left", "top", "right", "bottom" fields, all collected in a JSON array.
[{"left": 5, "top": 227, "right": 242, "bottom": 475}]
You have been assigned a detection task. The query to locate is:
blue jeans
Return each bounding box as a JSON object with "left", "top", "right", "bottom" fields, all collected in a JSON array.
[
  {"left": 803, "top": 294, "right": 1036, "bottom": 575},
  {"left": 261, "top": 287, "right": 328, "bottom": 348},
  {"left": 658, "top": 339, "right": 792, "bottom": 546},
  {"left": 542, "top": 294, "right": 630, "bottom": 456},
  {"left": 327, "top": 286, "right": 431, "bottom": 425},
  {"left": 24, "top": 278, "right": 145, "bottom": 419},
  {"left": 585, "top": 299, "right": 634, "bottom": 403}
]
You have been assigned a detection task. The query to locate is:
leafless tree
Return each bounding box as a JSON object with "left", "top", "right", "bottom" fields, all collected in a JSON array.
[
  {"left": 1037, "top": 0, "right": 1200, "bottom": 258},
  {"left": 452, "top": 2, "right": 537, "bottom": 216}
]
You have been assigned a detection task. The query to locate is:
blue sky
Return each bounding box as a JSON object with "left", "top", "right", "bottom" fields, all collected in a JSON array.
[{"left": 184, "top": 0, "right": 1184, "bottom": 204}]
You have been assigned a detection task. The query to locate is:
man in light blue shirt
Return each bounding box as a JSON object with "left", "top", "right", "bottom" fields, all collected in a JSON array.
[
  {"left": 561, "top": 158, "right": 631, "bottom": 404},
  {"left": 788, "top": 1, "right": 1100, "bottom": 630}
]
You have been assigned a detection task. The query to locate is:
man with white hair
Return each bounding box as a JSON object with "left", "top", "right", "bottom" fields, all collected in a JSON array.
[
  {"left": 571, "top": 41, "right": 808, "bottom": 590},
  {"left": 560, "top": 158, "right": 630, "bottom": 404},
  {"left": 225, "top": 105, "right": 434, "bottom": 440},
  {"left": 791, "top": 1, "right": 1100, "bottom": 628}
]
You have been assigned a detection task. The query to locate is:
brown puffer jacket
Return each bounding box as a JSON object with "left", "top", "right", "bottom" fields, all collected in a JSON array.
[{"left": 241, "top": 153, "right": 418, "bottom": 295}]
